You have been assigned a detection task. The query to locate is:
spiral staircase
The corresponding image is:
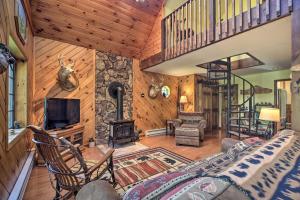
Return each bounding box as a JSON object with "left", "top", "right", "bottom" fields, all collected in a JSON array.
[{"left": 198, "top": 57, "right": 256, "bottom": 140}]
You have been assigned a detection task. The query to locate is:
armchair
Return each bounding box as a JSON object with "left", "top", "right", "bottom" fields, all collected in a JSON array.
[
  {"left": 28, "top": 125, "right": 116, "bottom": 199},
  {"left": 174, "top": 112, "right": 207, "bottom": 146}
]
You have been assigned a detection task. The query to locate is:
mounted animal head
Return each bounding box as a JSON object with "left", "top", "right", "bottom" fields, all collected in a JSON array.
[
  {"left": 148, "top": 77, "right": 164, "bottom": 99},
  {"left": 57, "top": 55, "right": 79, "bottom": 92},
  {"left": 0, "top": 43, "right": 16, "bottom": 74},
  {"left": 58, "top": 55, "right": 75, "bottom": 75}
]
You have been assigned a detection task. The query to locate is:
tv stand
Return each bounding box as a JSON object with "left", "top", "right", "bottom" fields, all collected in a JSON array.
[{"left": 37, "top": 124, "right": 85, "bottom": 165}]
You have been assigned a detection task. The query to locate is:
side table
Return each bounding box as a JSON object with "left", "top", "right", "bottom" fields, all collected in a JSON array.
[{"left": 166, "top": 120, "right": 175, "bottom": 136}]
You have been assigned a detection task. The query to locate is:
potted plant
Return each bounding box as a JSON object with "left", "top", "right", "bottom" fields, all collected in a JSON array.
[{"left": 88, "top": 137, "right": 95, "bottom": 148}]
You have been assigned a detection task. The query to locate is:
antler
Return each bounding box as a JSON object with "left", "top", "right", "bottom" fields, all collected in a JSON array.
[
  {"left": 159, "top": 77, "right": 164, "bottom": 87},
  {"left": 58, "top": 54, "right": 64, "bottom": 67},
  {"left": 69, "top": 59, "right": 76, "bottom": 69}
]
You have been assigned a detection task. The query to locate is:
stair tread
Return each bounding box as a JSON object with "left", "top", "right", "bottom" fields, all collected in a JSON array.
[
  {"left": 208, "top": 69, "right": 228, "bottom": 73},
  {"left": 228, "top": 131, "right": 251, "bottom": 138},
  {"left": 231, "top": 110, "right": 254, "bottom": 113},
  {"left": 230, "top": 117, "right": 249, "bottom": 120},
  {"left": 230, "top": 124, "right": 250, "bottom": 128},
  {"left": 209, "top": 77, "right": 227, "bottom": 80}
]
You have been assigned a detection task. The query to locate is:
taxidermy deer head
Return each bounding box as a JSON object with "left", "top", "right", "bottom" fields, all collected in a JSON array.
[
  {"left": 0, "top": 43, "right": 15, "bottom": 74},
  {"left": 57, "top": 55, "right": 79, "bottom": 92},
  {"left": 148, "top": 77, "right": 164, "bottom": 99}
]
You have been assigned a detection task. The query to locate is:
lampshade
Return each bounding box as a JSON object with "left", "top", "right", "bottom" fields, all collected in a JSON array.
[
  {"left": 180, "top": 96, "right": 188, "bottom": 104},
  {"left": 259, "top": 108, "right": 280, "bottom": 122}
]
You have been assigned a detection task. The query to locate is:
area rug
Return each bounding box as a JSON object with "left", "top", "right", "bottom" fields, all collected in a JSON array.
[
  {"left": 97, "top": 142, "right": 149, "bottom": 157},
  {"left": 113, "top": 147, "right": 192, "bottom": 195}
]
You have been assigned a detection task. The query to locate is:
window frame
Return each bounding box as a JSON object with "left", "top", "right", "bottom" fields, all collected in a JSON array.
[
  {"left": 5, "top": 54, "right": 28, "bottom": 149},
  {"left": 7, "top": 62, "right": 16, "bottom": 130}
]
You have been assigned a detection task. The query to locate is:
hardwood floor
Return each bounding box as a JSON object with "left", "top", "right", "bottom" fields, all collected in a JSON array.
[
  {"left": 23, "top": 130, "right": 224, "bottom": 199},
  {"left": 139, "top": 130, "right": 224, "bottom": 160}
]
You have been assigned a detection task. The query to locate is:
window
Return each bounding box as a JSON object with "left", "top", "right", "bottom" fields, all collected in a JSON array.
[
  {"left": 6, "top": 36, "right": 28, "bottom": 145},
  {"left": 8, "top": 63, "right": 15, "bottom": 129}
]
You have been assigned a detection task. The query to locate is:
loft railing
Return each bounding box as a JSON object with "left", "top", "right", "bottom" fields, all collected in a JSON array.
[{"left": 162, "top": 0, "right": 293, "bottom": 60}]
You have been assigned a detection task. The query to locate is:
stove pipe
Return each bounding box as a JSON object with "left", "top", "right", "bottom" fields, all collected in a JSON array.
[
  {"left": 116, "top": 87, "right": 123, "bottom": 121},
  {"left": 108, "top": 81, "right": 125, "bottom": 121}
]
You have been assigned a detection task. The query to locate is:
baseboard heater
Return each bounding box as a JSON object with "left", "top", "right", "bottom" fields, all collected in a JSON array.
[
  {"left": 145, "top": 128, "right": 166, "bottom": 137},
  {"left": 8, "top": 151, "right": 35, "bottom": 200}
]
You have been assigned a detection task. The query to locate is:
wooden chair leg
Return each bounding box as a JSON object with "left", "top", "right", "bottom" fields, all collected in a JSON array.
[
  {"left": 54, "top": 182, "right": 60, "bottom": 200},
  {"left": 109, "top": 156, "right": 116, "bottom": 185}
]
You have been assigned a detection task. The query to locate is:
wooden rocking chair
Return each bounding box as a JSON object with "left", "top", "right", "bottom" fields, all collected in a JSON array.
[{"left": 28, "top": 125, "right": 116, "bottom": 199}]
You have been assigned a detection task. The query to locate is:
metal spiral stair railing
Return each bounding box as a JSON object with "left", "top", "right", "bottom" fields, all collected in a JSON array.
[{"left": 199, "top": 58, "right": 256, "bottom": 140}]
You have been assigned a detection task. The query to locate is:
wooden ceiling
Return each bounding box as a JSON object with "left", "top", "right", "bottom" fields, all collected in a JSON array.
[{"left": 31, "top": 0, "right": 164, "bottom": 58}]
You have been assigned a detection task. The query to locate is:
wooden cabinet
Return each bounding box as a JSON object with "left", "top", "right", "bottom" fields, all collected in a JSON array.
[
  {"left": 37, "top": 125, "right": 85, "bottom": 165},
  {"left": 48, "top": 125, "right": 85, "bottom": 147}
]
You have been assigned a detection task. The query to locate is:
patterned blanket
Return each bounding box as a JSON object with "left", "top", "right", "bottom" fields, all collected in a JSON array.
[{"left": 123, "top": 130, "right": 300, "bottom": 200}]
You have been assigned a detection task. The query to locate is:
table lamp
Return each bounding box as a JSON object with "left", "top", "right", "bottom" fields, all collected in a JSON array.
[
  {"left": 259, "top": 107, "right": 280, "bottom": 139},
  {"left": 179, "top": 96, "right": 188, "bottom": 111}
]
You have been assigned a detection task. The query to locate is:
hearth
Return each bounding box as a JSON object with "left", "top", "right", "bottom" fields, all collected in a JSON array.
[{"left": 108, "top": 81, "right": 135, "bottom": 147}]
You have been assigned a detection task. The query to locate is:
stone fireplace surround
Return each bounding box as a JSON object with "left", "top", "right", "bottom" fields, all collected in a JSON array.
[{"left": 95, "top": 51, "right": 133, "bottom": 141}]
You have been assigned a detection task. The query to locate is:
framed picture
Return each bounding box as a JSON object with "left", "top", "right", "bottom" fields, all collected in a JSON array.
[{"left": 14, "top": 0, "right": 27, "bottom": 44}]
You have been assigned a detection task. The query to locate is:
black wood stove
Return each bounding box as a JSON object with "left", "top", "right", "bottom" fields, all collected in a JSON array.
[{"left": 108, "top": 82, "right": 135, "bottom": 147}]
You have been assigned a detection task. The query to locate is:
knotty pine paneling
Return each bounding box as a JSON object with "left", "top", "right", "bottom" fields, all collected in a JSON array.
[
  {"left": 179, "top": 75, "right": 196, "bottom": 112},
  {"left": 132, "top": 59, "right": 179, "bottom": 134},
  {"left": 140, "top": 5, "right": 164, "bottom": 60},
  {"left": 31, "top": 0, "right": 164, "bottom": 59},
  {"left": 33, "top": 37, "right": 96, "bottom": 145},
  {"left": 0, "top": 0, "right": 34, "bottom": 198}
]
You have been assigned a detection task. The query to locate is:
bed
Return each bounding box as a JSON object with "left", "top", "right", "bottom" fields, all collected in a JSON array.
[{"left": 123, "top": 130, "right": 300, "bottom": 200}]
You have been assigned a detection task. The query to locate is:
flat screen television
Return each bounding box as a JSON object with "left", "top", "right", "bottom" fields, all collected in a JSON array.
[{"left": 44, "top": 98, "right": 80, "bottom": 130}]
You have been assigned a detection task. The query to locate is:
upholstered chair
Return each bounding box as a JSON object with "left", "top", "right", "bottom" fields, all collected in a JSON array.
[{"left": 174, "top": 112, "right": 207, "bottom": 146}]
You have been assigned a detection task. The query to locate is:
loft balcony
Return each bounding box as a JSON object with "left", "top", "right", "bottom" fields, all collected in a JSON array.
[{"left": 141, "top": 0, "right": 293, "bottom": 71}]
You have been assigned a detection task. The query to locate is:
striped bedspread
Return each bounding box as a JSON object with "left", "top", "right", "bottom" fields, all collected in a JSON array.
[{"left": 123, "top": 130, "right": 300, "bottom": 200}]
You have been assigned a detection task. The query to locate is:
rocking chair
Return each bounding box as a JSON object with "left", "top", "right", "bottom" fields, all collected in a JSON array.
[{"left": 28, "top": 125, "right": 116, "bottom": 199}]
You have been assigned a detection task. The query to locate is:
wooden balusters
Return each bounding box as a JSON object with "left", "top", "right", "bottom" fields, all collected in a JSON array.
[
  {"left": 276, "top": 0, "right": 281, "bottom": 16},
  {"left": 193, "top": 0, "right": 197, "bottom": 49},
  {"left": 266, "top": 0, "right": 270, "bottom": 20},
  {"left": 161, "top": 0, "right": 291, "bottom": 62},
  {"left": 232, "top": 0, "right": 236, "bottom": 33},
  {"left": 209, "top": 0, "right": 216, "bottom": 42},
  {"left": 256, "top": 0, "right": 260, "bottom": 24},
  {"left": 239, "top": 0, "right": 243, "bottom": 31},
  {"left": 185, "top": 4, "right": 188, "bottom": 53},
  {"left": 197, "top": 0, "right": 202, "bottom": 48},
  {"left": 224, "top": 0, "right": 228, "bottom": 36},
  {"left": 161, "top": 18, "right": 166, "bottom": 59},
  {"left": 168, "top": 16, "right": 171, "bottom": 59},
  {"left": 217, "top": 0, "right": 221, "bottom": 39},
  {"left": 247, "top": 0, "right": 252, "bottom": 27},
  {"left": 172, "top": 12, "right": 175, "bottom": 57},
  {"left": 189, "top": 0, "right": 192, "bottom": 51},
  {"left": 164, "top": 17, "right": 168, "bottom": 59},
  {"left": 288, "top": 0, "right": 293, "bottom": 12},
  {"left": 204, "top": 0, "right": 207, "bottom": 44},
  {"left": 181, "top": 7, "right": 184, "bottom": 55}
]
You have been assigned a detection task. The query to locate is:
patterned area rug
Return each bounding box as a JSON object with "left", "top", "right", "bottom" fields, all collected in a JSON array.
[
  {"left": 113, "top": 147, "right": 192, "bottom": 195},
  {"left": 97, "top": 142, "right": 149, "bottom": 157}
]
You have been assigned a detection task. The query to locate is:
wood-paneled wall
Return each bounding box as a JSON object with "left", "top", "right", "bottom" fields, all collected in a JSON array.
[
  {"left": 33, "top": 37, "right": 95, "bottom": 144},
  {"left": 178, "top": 75, "right": 196, "bottom": 112},
  {"left": 132, "top": 59, "right": 179, "bottom": 134},
  {"left": 140, "top": 6, "right": 164, "bottom": 60},
  {"left": 0, "top": 0, "right": 34, "bottom": 199}
]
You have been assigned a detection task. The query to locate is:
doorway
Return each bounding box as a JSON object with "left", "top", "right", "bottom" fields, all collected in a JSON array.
[{"left": 274, "top": 79, "right": 292, "bottom": 130}]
